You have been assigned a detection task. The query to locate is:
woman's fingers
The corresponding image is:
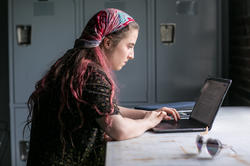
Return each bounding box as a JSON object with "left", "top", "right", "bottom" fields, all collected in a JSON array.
[
  {"left": 157, "top": 111, "right": 166, "bottom": 117},
  {"left": 159, "top": 107, "right": 180, "bottom": 121},
  {"left": 157, "top": 111, "right": 172, "bottom": 121}
]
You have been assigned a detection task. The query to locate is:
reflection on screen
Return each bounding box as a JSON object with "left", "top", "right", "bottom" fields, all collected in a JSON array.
[{"left": 191, "top": 80, "right": 229, "bottom": 126}]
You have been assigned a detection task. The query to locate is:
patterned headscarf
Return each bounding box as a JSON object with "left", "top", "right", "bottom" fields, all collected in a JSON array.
[{"left": 74, "top": 8, "right": 135, "bottom": 48}]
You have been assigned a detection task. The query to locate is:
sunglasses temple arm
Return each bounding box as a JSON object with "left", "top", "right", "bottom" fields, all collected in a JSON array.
[{"left": 222, "top": 144, "right": 237, "bottom": 154}]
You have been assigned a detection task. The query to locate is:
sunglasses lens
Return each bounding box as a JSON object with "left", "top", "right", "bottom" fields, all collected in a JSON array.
[
  {"left": 206, "top": 139, "right": 220, "bottom": 156},
  {"left": 196, "top": 135, "right": 203, "bottom": 153}
]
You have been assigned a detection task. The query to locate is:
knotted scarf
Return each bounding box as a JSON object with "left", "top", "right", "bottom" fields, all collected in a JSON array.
[{"left": 74, "top": 8, "right": 135, "bottom": 48}]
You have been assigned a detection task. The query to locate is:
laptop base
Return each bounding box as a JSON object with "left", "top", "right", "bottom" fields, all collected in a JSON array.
[{"left": 152, "top": 119, "right": 207, "bottom": 133}]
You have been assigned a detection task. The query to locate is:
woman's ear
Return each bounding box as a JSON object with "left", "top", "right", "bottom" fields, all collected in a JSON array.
[{"left": 103, "top": 37, "right": 112, "bottom": 50}]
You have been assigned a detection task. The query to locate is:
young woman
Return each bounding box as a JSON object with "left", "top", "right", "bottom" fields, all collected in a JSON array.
[{"left": 26, "top": 8, "right": 180, "bottom": 166}]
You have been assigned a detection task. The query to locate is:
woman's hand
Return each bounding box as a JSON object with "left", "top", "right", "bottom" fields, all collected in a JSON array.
[
  {"left": 143, "top": 111, "right": 168, "bottom": 129},
  {"left": 155, "top": 107, "right": 180, "bottom": 121}
]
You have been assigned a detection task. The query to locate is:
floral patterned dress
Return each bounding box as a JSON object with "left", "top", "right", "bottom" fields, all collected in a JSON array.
[{"left": 27, "top": 67, "right": 119, "bottom": 166}]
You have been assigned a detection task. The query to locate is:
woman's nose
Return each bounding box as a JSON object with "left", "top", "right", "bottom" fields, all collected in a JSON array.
[{"left": 128, "top": 51, "right": 134, "bottom": 60}]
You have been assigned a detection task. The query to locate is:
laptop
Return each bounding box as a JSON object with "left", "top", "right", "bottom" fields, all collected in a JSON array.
[{"left": 152, "top": 77, "right": 232, "bottom": 133}]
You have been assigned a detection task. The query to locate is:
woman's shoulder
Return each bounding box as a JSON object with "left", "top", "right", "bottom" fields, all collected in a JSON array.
[{"left": 86, "top": 63, "right": 112, "bottom": 87}]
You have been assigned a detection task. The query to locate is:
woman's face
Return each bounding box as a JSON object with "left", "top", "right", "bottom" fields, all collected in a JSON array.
[{"left": 105, "top": 28, "right": 139, "bottom": 71}]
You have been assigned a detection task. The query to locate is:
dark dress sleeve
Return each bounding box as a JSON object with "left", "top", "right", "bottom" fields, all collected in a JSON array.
[{"left": 82, "top": 68, "right": 120, "bottom": 118}]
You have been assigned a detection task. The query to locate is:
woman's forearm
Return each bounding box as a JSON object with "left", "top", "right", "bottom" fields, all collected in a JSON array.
[
  {"left": 96, "top": 111, "right": 167, "bottom": 141},
  {"left": 97, "top": 106, "right": 180, "bottom": 141},
  {"left": 118, "top": 106, "right": 147, "bottom": 119},
  {"left": 110, "top": 117, "right": 150, "bottom": 140},
  {"left": 97, "top": 115, "right": 150, "bottom": 140}
]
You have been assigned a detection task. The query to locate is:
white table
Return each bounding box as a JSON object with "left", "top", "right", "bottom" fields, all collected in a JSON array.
[{"left": 105, "top": 107, "right": 250, "bottom": 166}]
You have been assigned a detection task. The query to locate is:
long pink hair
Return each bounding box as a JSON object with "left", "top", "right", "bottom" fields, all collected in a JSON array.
[{"left": 26, "top": 22, "right": 139, "bottom": 153}]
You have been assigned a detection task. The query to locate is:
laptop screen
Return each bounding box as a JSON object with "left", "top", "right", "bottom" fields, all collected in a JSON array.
[{"left": 190, "top": 78, "right": 231, "bottom": 127}]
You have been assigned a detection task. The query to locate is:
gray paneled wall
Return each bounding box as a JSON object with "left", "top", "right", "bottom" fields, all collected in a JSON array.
[
  {"left": 12, "top": 0, "right": 76, "bottom": 104},
  {"left": 155, "top": 0, "right": 218, "bottom": 103},
  {"left": 9, "top": 0, "right": 76, "bottom": 165}
]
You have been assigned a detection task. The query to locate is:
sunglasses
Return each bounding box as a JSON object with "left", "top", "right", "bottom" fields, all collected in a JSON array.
[{"left": 196, "top": 135, "right": 236, "bottom": 157}]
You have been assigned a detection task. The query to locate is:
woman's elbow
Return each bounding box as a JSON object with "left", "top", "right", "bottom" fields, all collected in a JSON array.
[{"left": 110, "top": 128, "right": 131, "bottom": 141}]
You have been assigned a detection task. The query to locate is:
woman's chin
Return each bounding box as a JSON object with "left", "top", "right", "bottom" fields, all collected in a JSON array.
[
  {"left": 115, "top": 67, "right": 123, "bottom": 71},
  {"left": 112, "top": 65, "right": 124, "bottom": 71}
]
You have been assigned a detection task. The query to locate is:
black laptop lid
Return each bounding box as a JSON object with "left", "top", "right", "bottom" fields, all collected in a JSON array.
[{"left": 190, "top": 78, "right": 232, "bottom": 128}]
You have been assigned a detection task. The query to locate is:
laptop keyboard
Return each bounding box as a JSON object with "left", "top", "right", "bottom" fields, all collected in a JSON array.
[{"left": 178, "top": 110, "right": 192, "bottom": 119}]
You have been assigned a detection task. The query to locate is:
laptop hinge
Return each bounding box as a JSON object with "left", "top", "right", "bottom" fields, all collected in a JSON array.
[{"left": 189, "top": 117, "right": 210, "bottom": 129}]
